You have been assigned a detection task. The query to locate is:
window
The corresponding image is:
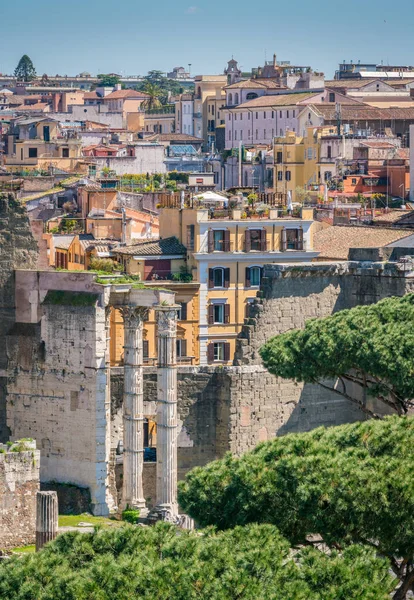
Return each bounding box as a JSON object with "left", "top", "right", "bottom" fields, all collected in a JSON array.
[
  {"left": 208, "top": 341, "right": 230, "bottom": 362},
  {"left": 212, "top": 106, "right": 215, "bottom": 115},
  {"left": 228, "top": 93, "right": 233, "bottom": 105},
  {"left": 246, "top": 266, "right": 262, "bottom": 287},
  {"left": 176, "top": 339, "right": 187, "bottom": 358},
  {"left": 228, "top": 114, "right": 231, "bottom": 121},
  {"left": 246, "top": 229, "right": 266, "bottom": 252},
  {"left": 277, "top": 171, "right": 283, "bottom": 181},
  {"left": 286, "top": 110, "right": 289, "bottom": 118},
  {"left": 214, "top": 342, "right": 224, "bottom": 361},
  {"left": 324, "top": 171, "right": 332, "bottom": 182},
  {"left": 352, "top": 178, "right": 357, "bottom": 185},
  {"left": 235, "top": 131, "right": 237, "bottom": 140},
  {"left": 240, "top": 130, "right": 243, "bottom": 140},
  {"left": 234, "top": 113, "right": 237, "bottom": 121},
  {"left": 264, "top": 112, "right": 266, "bottom": 119},
  {"left": 263, "top": 129, "right": 266, "bottom": 139},
  {"left": 235, "top": 93, "right": 239, "bottom": 104},
  {"left": 272, "top": 129, "right": 274, "bottom": 138},
  {"left": 28, "top": 147, "right": 38, "bottom": 158},
  {"left": 280, "top": 111, "right": 282, "bottom": 118},
  {"left": 62, "top": 148, "right": 69, "bottom": 158},
  {"left": 214, "top": 304, "right": 224, "bottom": 323},
  {"left": 329, "top": 92, "right": 335, "bottom": 103},
  {"left": 272, "top": 111, "right": 275, "bottom": 118},
  {"left": 208, "top": 229, "right": 230, "bottom": 252},
  {"left": 256, "top": 112, "right": 258, "bottom": 119},
  {"left": 256, "top": 129, "right": 258, "bottom": 140},
  {"left": 276, "top": 151, "right": 283, "bottom": 164},
  {"left": 143, "top": 340, "right": 149, "bottom": 360},
  {"left": 177, "top": 302, "right": 188, "bottom": 320},
  {"left": 285, "top": 171, "right": 291, "bottom": 181},
  {"left": 293, "top": 110, "right": 296, "bottom": 117},
  {"left": 307, "top": 148, "right": 313, "bottom": 160},
  {"left": 228, "top": 131, "right": 231, "bottom": 140},
  {"left": 248, "top": 112, "right": 251, "bottom": 120},
  {"left": 327, "top": 145, "right": 332, "bottom": 159},
  {"left": 281, "top": 228, "right": 304, "bottom": 251},
  {"left": 209, "top": 267, "right": 230, "bottom": 288},
  {"left": 280, "top": 129, "right": 283, "bottom": 136},
  {"left": 240, "top": 113, "right": 242, "bottom": 120},
  {"left": 246, "top": 92, "right": 258, "bottom": 100}
]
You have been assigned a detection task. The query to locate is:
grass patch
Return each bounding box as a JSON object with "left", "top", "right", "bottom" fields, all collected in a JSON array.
[
  {"left": 43, "top": 291, "right": 99, "bottom": 307},
  {"left": 12, "top": 545, "right": 35, "bottom": 553},
  {"left": 58, "top": 513, "right": 122, "bottom": 528}
]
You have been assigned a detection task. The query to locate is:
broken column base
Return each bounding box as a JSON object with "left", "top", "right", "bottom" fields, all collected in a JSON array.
[{"left": 146, "top": 505, "right": 194, "bottom": 530}]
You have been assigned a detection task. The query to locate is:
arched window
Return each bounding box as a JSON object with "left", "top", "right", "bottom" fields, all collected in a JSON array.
[
  {"left": 228, "top": 93, "right": 233, "bottom": 105},
  {"left": 208, "top": 267, "right": 230, "bottom": 288},
  {"left": 246, "top": 92, "right": 258, "bottom": 100},
  {"left": 234, "top": 93, "right": 239, "bottom": 105}
]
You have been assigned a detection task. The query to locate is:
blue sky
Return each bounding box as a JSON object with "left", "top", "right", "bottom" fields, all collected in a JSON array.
[{"left": 0, "top": 0, "right": 413, "bottom": 79}]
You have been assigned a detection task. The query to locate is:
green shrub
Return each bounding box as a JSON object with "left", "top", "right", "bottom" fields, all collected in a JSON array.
[{"left": 121, "top": 508, "right": 140, "bottom": 524}]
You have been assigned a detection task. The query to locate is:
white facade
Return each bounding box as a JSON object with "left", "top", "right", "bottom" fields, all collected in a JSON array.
[
  {"left": 181, "top": 100, "right": 194, "bottom": 135},
  {"left": 225, "top": 106, "right": 300, "bottom": 149}
]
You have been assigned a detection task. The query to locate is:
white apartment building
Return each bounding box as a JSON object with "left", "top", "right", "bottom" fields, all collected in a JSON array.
[{"left": 224, "top": 92, "right": 322, "bottom": 150}]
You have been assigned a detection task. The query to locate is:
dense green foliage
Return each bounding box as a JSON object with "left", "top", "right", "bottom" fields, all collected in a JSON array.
[
  {"left": 121, "top": 508, "right": 140, "bottom": 524},
  {"left": 179, "top": 417, "right": 414, "bottom": 597},
  {"left": 260, "top": 294, "right": 414, "bottom": 417},
  {"left": 0, "top": 523, "right": 394, "bottom": 599},
  {"left": 136, "top": 70, "right": 192, "bottom": 104},
  {"left": 97, "top": 74, "right": 121, "bottom": 87},
  {"left": 14, "top": 54, "right": 36, "bottom": 81}
]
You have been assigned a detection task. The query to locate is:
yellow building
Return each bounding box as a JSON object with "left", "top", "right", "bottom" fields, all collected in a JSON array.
[
  {"left": 157, "top": 205, "right": 318, "bottom": 365},
  {"left": 274, "top": 127, "right": 333, "bottom": 202},
  {"left": 193, "top": 75, "right": 227, "bottom": 148}
]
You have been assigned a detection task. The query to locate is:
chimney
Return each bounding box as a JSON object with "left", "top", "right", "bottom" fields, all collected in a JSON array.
[
  {"left": 114, "top": 83, "right": 122, "bottom": 91},
  {"left": 273, "top": 53, "right": 277, "bottom": 67}
]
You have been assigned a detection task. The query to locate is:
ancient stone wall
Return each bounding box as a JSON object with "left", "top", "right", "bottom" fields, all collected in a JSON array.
[
  {"left": 0, "top": 194, "right": 39, "bottom": 442},
  {"left": 0, "top": 442, "right": 40, "bottom": 549},
  {"left": 6, "top": 299, "right": 113, "bottom": 515}
]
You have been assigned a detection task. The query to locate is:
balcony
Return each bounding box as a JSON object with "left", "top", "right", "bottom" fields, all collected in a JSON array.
[
  {"left": 193, "top": 112, "right": 202, "bottom": 119},
  {"left": 145, "top": 104, "right": 175, "bottom": 116}
]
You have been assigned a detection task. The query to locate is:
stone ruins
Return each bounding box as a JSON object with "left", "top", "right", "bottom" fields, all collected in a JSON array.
[{"left": 1, "top": 194, "right": 414, "bottom": 518}]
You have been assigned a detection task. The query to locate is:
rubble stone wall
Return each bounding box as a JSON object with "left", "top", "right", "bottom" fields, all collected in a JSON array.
[{"left": 0, "top": 447, "right": 40, "bottom": 549}]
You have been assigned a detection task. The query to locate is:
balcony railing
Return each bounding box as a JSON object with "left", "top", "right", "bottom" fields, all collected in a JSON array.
[
  {"left": 145, "top": 105, "right": 175, "bottom": 115},
  {"left": 143, "top": 356, "right": 196, "bottom": 365}
]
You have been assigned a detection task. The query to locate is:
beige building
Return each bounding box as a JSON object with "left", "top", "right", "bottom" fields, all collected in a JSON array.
[{"left": 193, "top": 75, "right": 227, "bottom": 148}]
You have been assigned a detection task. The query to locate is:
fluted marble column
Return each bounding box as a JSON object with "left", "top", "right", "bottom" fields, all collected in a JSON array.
[
  {"left": 120, "top": 306, "right": 148, "bottom": 514},
  {"left": 154, "top": 305, "right": 179, "bottom": 519},
  {"left": 36, "top": 491, "right": 58, "bottom": 551}
]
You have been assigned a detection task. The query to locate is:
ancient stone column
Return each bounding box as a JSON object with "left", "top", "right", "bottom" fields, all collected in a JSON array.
[
  {"left": 36, "top": 491, "right": 58, "bottom": 551},
  {"left": 154, "top": 305, "right": 179, "bottom": 520},
  {"left": 121, "top": 306, "right": 148, "bottom": 515}
]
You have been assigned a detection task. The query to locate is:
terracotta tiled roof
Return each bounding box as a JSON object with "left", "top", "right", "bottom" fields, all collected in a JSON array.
[
  {"left": 112, "top": 236, "right": 186, "bottom": 256},
  {"left": 236, "top": 92, "right": 320, "bottom": 109},
  {"left": 84, "top": 91, "right": 100, "bottom": 99},
  {"left": 314, "top": 225, "right": 412, "bottom": 259},
  {"left": 53, "top": 234, "right": 75, "bottom": 250},
  {"left": 15, "top": 103, "right": 49, "bottom": 111},
  {"left": 145, "top": 133, "right": 202, "bottom": 142},
  {"left": 311, "top": 104, "right": 414, "bottom": 120},
  {"left": 226, "top": 79, "right": 269, "bottom": 90},
  {"left": 104, "top": 89, "right": 150, "bottom": 100},
  {"left": 373, "top": 210, "right": 414, "bottom": 224},
  {"left": 359, "top": 140, "right": 400, "bottom": 149}
]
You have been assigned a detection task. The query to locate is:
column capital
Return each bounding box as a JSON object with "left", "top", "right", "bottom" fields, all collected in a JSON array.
[
  {"left": 119, "top": 306, "right": 149, "bottom": 326},
  {"left": 154, "top": 304, "right": 180, "bottom": 336}
]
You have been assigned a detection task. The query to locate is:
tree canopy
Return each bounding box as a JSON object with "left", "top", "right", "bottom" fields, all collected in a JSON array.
[
  {"left": 0, "top": 522, "right": 395, "bottom": 599},
  {"left": 14, "top": 55, "right": 36, "bottom": 82},
  {"left": 178, "top": 416, "right": 414, "bottom": 599},
  {"left": 259, "top": 294, "right": 414, "bottom": 418},
  {"left": 97, "top": 73, "right": 120, "bottom": 87},
  {"left": 136, "top": 70, "right": 191, "bottom": 104}
]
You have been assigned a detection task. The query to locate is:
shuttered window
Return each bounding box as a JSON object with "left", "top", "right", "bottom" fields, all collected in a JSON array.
[{"left": 207, "top": 342, "right": 231, "bottom": 363}]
